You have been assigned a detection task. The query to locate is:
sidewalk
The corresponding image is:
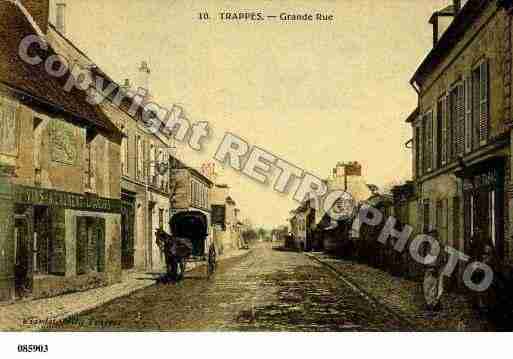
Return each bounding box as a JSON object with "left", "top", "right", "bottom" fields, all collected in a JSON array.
[
  {"left": 0, "top": 249, "right": 250, "bottom": 331},
  {"left": 306, "top": 252, "right": 492, "bottom": 331}
]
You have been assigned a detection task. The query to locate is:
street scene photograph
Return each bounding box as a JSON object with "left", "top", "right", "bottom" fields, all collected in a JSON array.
[{"left": 2, "top": 0, "right": 513, "bottom": 354}]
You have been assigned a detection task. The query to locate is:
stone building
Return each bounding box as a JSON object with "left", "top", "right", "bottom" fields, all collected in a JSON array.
[
  {"left": 317, "top": 161, "right": 372, "bottom": 252},
  {"left": 172, "top": 160, "right": 213, "bottom": 240},
  {"left": 289, "top": 202, "right": 312, "bottom": 251},
  {"left": 0, "top": 1, "right": 123, "bottom": 300},
  {"left": 45, "top": 0, "right": 173, "bottom": 273},
  {"left": 408, "top": 0, "right": 513, "bottom": 283},
  {"left": 210, "top": 185, "right": 242, "bottom": 253}
]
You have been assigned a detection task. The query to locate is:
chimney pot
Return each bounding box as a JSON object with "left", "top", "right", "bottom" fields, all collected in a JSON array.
[
  {"left": 56, "top": 2, "right": 66, "bottom": 34},
  {"left": 453, "top": 0, "right": 461, "bottom": 14}
]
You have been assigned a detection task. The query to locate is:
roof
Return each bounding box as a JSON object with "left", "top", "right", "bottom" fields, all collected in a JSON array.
[
  {"left": 405, "top": 107, "right": 419, "bottom": 123},
  {"left": 46, "top": 24, "right": 142, "bottom": 125},
  {"left": 174, "top": 159, "right": 214, "bottom": 185},
  {"left": 0, "top": 2, "right": 121, "bottom": 135},
  {"left": 411, "top": 0, "right": 489, "bottom": 85}
]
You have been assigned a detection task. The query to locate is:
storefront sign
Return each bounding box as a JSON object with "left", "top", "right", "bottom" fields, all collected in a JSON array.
[
  {"left": 463, "top": 168, "right": 500, "bottom": 191},
  {"left": 13, "top": 185, "right": 121, "bottom": 213}
]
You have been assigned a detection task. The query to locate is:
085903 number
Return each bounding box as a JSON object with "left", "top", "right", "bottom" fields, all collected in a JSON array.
[{"left": 17, "top": 344, "right": 48, "bottom": 353}]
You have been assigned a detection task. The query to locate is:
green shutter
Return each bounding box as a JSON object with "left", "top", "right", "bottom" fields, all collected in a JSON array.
[
  {"left": 76, "top": 216, "right": 88, "bottom": 275},
  {"left": 479, "top": 61, "right": 489, "bottom": 144},
  {"left": 464, "top": 75, "right": 472, "bottom": 153}
]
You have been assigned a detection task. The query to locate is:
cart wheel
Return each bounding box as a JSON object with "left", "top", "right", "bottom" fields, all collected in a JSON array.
[{"left": 207, "top": 247, "right": 216, "bottom": 277}]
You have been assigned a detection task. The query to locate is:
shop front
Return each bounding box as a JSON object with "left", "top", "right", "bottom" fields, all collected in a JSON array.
[
  {"left": 9, "top": 185, "right": 122, "bottom": 300},
  {"left": 459, "top": 157, "right": 506, "bottom": 260}
]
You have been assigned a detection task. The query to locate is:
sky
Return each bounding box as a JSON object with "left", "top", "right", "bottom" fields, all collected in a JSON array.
[{"left": 61, "top": 0, "right": 452, "bottom": 228}]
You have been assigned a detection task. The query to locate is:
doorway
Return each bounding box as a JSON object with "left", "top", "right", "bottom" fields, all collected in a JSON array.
[
  {"left": 463, "top": 165, "right": 504, "bottom": 259},
  {"left": 14, "top": 215, "right": 31, "bottom": 299}
]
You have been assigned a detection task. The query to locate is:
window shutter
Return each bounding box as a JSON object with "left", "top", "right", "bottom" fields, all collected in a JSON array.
[
  {"left": 415, "top": 125, "right": 422, "bottom": 178},
  {"left": 436, "top": 98, "right": 444, "bottom": 168},
  {"left": 438, "top": 95, "right": 447, "bottom": 165},
  {"left": 428, "top": 111, "right": 433, "bottom": 171},
  {"left": 449, "top": 88, "right": 457, "bottom": 161},
  {"left": 49, "top": 210, "right": 66, "bottom": 275},
  {"left": 423, "top": 113, "right": 433, "bottom": 172},
  {"left": 464, "top": 75, "right": 472, "bottom": 153},
  {"left": 479, "top": 61, "right": 489, "bottom": 144},
  {"left": 96, "top": 218, "right": 106, "bottom": 273},
  {"left": 472, "top": 68, "right": 480, "bottom": 149},
  {"left": 442, "top": 94, "right": 448, "bottom": 164},
  {"left": 76, "top": 216, "right": 88, "bottom": 275},
  {"left": 456, "top": 83, "right": 465, "bottom": 155},
  {"left": 418, "top": 122, "right": 423, "bottom": 177}
]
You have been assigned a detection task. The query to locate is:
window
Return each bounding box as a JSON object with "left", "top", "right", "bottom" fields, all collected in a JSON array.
[
  {"left": 33, "top": 207, "right": 52, "bottom": 274},
  {"left": 121, "top": 135, "right": 128, "bottom": 175},
  {"left": 136, "top": 136, "right": 145, "bottom": 181},
  {"left": 449, "top": 82, "right": 465, "bottom": 159},
  {"left": 464, "top": 76, "right": 472, "bottom": 153},
  {"left": 489, "top": 190, "right": 496, "bottom": 246},
  {"left": 436, "top": 96, "right": 446, "bottom": 167},
  {"left": 85, "top": 130, "right": 96, "bottom": 191},
  {"left": 415, "top": 126, "right": 422, "bottom": 177},
  {"left": 76, "top": 217, "right": 105, "bottom": 275},
  {"left": 472, "top": 61, "right": 489, "bottom": 147},
  {"left": 159, "top": 208, "right": 164, "bottom": 229},
  {"left": 423, "top": 199, "right": 430, "bottom": 233},
  {"left": 422, "top": 111, "right": 433, "bottom": 173}
]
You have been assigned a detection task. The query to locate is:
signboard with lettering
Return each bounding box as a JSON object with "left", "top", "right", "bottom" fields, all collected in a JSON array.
[
  {"left": 463, "top": 168, "right": 500, "bottom": 192},
  {"left": 13, "top": 185, "right": 121, "bottom": 213}
]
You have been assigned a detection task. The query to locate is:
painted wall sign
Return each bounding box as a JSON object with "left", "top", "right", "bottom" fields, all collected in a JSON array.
[
  {"left": 0, "top": 100, "right": 17, "bottom": 157},
  {"left": 49, "top": 120, "right": 78, "bottom": 165},
  {"left": 13, "top": 185, "right": 121, "bottom": 213}
]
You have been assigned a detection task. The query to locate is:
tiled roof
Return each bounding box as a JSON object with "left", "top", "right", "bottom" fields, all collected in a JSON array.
[
  {"left": 411, "top": 0, "right": 489, "bottom": 84},
  {"left": 0, "top": 2, "right": 120, "bottom": 135}
]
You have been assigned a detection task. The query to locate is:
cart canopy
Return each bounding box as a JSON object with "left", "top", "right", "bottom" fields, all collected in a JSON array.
[{"left": 170, "top": 211, "right": 208, "bottom": 240}]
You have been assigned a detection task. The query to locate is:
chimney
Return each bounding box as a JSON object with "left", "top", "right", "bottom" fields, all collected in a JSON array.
[
  {"left": 20, "top": 0, "right": 50, "bottom": 34},
  {"left": 55, "top": 2, "right": 66, "bottom": 34},
  {"left": 121, "top": 78, "right": 131, "bottom": 92},
  {"left": 453, "top": 0, "right": 461, "bottom": 14},
  {"left": 137, "top": 61, "right": 151, "bottom": 94},
  {"left": 429, "top": 13, "right": 439, "bottom": 47}
]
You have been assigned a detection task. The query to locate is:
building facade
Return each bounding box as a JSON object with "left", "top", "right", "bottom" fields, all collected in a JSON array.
[
  {"left": 173, "top": 161, "right": 213, "bottom": 242},
  {"left": 46, "top": 2, "right": 174, "bottom": 273},
  {"left": 0, "top": 1, "right": 123, "bottom": 300},
  {"left": 409, "top": 0, "right": 513, "bottom": 283}
]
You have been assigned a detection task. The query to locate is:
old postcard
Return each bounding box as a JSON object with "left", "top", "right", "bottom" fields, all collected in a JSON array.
[{"left": 1, "top": 0, "right": 513, "bottom": 357}]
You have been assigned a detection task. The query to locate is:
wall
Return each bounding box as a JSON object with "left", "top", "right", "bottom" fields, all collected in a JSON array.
[
  {"left": 419, "top": 4, "right": 509, "bottom": 140},
  {"left": 32, "top": 209, "right": 121, "bottom": 299}
]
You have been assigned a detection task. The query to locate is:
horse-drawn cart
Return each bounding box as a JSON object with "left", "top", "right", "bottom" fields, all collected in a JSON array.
[{"left": 156, "top": 211, "right": 216, "bottom": 281}]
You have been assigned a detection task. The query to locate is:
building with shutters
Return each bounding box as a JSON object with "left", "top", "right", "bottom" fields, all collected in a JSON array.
[
  {"left": 0, "top": 1, "right": 123, "bottom": 301},
  {"left": 45, "top": 0, "right": 174, "bottom": 274},
  {"left": 172, "top": 159, "right": 213, "bottom": 244},
  {"left": 408, "top": 0, "right": 513, "bottom": 284},
  {"left": 210, "top": 184, "right": 244, "bottom": 254}
]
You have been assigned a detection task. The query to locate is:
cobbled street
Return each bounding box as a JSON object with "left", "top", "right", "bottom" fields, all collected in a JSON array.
[{"left": 51, "top": 243, "right": 411, "bottom": 331}]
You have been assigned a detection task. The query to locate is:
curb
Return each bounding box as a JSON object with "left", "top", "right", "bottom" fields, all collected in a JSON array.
[
  {"left": 30, "top": 249, "right": 253, "bottom": 331},
  {"left": 305, "top": 252, "right": 418, "bottom": 330}
]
